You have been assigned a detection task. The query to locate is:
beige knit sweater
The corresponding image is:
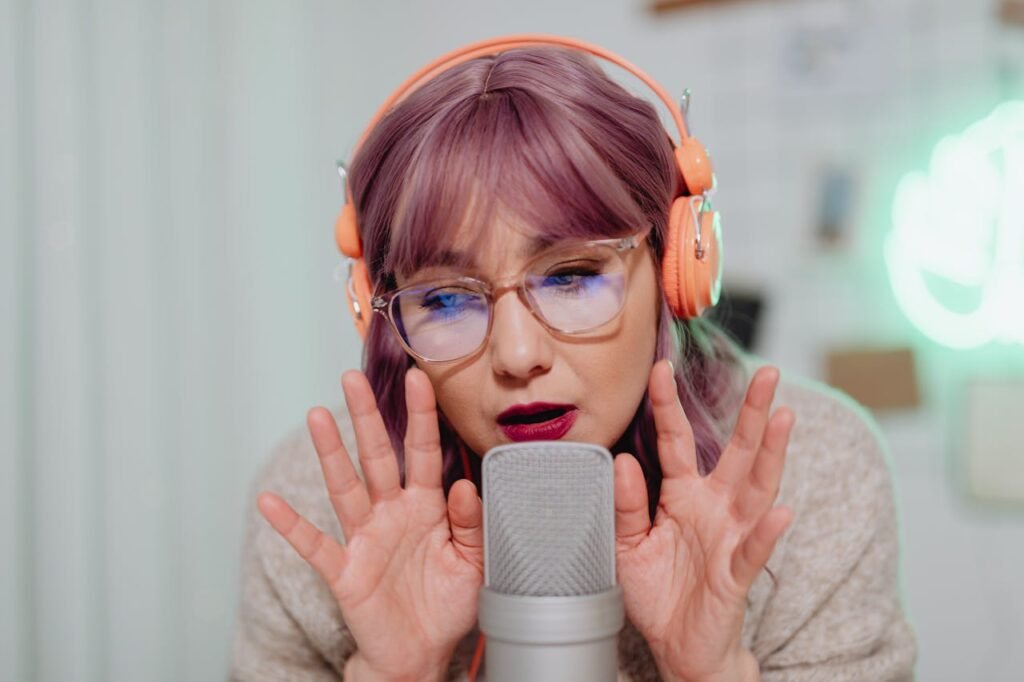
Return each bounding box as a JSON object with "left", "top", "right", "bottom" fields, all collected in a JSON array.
[{"left": 229, "top": 375, "right": 918, "bottom": 681}]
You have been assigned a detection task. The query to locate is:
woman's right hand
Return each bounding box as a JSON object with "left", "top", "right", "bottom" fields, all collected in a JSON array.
[{"left": 256, "top": 368, "right": 484, "bottom": 681}]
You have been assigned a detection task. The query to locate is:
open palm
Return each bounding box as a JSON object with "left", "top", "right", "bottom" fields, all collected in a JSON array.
[
  {"left": 257, "top": 368, "right": 484, "bottom": 679},
  {"left": 614, "top": 360, "right": 795, "bottom": 681}
]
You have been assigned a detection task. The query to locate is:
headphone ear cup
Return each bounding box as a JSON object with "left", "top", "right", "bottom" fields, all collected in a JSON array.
[
  {"left": 346, "top": 259, "right": 374, "bottom": 340},
  {"left": 662, "top": 197, "right": 723, "bottom": 319},
  {"left": 335, "top": 202, "right": 362, "bottom": 259},
  {"left": 335, "top": 192, "right": 371, "bottom": 338}
]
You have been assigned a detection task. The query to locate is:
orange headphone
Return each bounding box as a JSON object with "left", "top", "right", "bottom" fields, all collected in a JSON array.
[{"left": 334, "top": 34, "right": 723, "bottom": 340}]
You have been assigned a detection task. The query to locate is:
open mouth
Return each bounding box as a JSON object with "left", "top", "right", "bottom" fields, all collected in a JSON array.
[
  {"left": 496, "top": 403, "right": 579, "bottom": 442},
  {"left": 497, "top": 406, "right": 572, "bottom": 425}
]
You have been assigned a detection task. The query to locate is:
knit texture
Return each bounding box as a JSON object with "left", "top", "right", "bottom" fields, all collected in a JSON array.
[{"left": 229, "top": 375, "right": 918, "bottom": 681}]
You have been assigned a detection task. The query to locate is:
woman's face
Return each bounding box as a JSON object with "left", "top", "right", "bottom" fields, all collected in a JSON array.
[{"left": 404, "top": 220, "right": 661, "bottom": 457}]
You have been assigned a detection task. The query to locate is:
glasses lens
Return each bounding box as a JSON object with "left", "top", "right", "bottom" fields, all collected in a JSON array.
[
  {"left": 391, "top": 282, "right": 489, "bottom": 361},
  {"left": 524, "top": 243, "right": 627, "bottom": 332}
]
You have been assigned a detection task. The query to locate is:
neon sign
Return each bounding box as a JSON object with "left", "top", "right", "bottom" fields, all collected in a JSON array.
[{"left": 884, "top": 101, "right": 1024, "bottom": 349}]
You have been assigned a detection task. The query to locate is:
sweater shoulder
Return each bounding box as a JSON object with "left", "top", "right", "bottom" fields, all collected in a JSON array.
[
  {"left": 240, "top": 404, "right": 360, "bottom": 674},
  {"left": 773, "top": 372, "right": 896, "bottom": 508},
  {"left": 742, "top": 371, "right": 909, "bottom": 661}
]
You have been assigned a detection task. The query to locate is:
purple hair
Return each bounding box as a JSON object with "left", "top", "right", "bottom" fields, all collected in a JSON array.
[{"left": 347, "top": 46, "right": 749, "bottom": 519}]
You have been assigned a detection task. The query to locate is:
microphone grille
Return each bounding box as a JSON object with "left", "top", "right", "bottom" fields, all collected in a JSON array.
[{"left": 482, "top": 442, "right": 615, "bottom": 597}]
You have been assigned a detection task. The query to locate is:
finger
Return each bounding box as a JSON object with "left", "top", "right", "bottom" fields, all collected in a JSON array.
[
  {"left": 734, "top": 407, "right": 795, "bottom": 522},
  {"left": 447, "top": 478, "right": 483, "bottom": 570},
  {"left": 614, "top": 453, "right": 651, "bottom": 549},
  {"left": 307, "top": 406, "right": 372, "bottom": 540},
  {"left": 403, "top": 367, "right": 443, "bottom": 491},
  {"left": 649, "top": 359, "right": 698, "bottom": 479},
  {"left": 342, "top": 370, "right": 402, "bottom": 503},
  {"left": 257, "top": 492, "right": 347, "bottom": 589},
  {"left": 711, "top": 366, "right": 780, "bottom": 489},
  {"left": 730, "top": 506, "right": 793, "bottom": 589}
]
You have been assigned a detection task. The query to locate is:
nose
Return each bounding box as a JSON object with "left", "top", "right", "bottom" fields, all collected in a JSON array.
[{"left": 487, "top": 290, "right": 554, "bottom": 380}]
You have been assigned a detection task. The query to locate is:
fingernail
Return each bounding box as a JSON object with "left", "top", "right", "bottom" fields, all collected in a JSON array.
[{"left": 667, "top": 359, "right": 675, "bottom": 375}]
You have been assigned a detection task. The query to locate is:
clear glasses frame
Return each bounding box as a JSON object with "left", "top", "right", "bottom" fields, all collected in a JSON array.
[{"left": 369, "top": 232, "right": 648, "bottom": 363}]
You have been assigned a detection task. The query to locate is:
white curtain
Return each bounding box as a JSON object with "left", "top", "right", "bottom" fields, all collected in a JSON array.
[{"left": 2, "top": 1, "right": 361, "bottom": 679}]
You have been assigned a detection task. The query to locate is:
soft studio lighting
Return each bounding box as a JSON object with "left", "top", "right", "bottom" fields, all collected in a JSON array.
[{"left": 884, "top": 101, "right": 1024, "bottom": 350}]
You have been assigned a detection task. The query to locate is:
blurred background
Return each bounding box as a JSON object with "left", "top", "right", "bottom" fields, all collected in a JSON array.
[{"left": 3, "top": 0, "right": 1024, "bottom": 679}]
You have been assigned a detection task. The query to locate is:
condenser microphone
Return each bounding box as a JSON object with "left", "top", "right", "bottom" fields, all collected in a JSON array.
[{"left": 478, "top": 441, "right": 624, "bottom": 682}]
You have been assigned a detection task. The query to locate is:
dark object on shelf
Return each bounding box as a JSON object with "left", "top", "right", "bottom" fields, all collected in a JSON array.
[
  {"left": 650, "top": 0, "right": 763, "bottom": 13},
  {"left": 816, "top": 164, "right": 858, "bottom": 249},
  {"left": 707, "top": 287, "right": 765, "bottom": 351}
]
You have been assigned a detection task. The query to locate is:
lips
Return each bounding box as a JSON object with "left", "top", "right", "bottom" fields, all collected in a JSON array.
[{"left": 497, "top": 402, "right": 578, "bottom": 442}]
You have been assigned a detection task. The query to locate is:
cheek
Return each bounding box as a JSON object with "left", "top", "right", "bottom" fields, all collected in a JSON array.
[
  {"left": 622, "top": 252, "right": 661, "bottom": 369},
  {"left": 575, "top": 348, "right": 653, "bottom": 451},
  {"left": 423, "top": 372, "right": 468, "bottom": 420},
  {"left": 581, "top": 257, "right": 661, "bottom": 442},
  {"left": 418, "top": 362, "right": 491, "bottom": 449}
]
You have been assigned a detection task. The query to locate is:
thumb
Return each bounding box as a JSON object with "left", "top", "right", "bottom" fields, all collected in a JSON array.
[
  {"left": 614, "top": 453, "right": 651, "bottom": 550},
  {"left": 447, "top": 478, "right": 484, "bottom": 571}
]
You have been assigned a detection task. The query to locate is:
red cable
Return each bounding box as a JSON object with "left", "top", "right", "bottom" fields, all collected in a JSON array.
[{"left": 468, "top": 633, "right": 485, "bottom": 681}]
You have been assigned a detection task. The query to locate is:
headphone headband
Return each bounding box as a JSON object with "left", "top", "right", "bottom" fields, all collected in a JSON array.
[
  {"left": 336, "top": 34, "right": 722, "bottom": 333},
  {"left": 352, "top": 33, "right": 692, "bottom": 155}
]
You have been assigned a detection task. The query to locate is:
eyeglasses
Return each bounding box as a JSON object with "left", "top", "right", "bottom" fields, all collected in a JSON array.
[{"left": 370, "top": 233, "right": 646, "bottom": 363}]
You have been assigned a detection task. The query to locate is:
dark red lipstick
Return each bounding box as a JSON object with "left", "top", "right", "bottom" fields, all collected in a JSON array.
[{"left": 496, "top": 402, "right": 578, "bottom": 442}]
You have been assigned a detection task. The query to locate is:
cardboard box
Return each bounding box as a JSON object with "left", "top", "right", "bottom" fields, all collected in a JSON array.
[
  {"left": 825, "top": 346, "right": 921, "bottom": 411},
  {"left": 1002, "top": 0, "right": 1024, "bottom": 26}
]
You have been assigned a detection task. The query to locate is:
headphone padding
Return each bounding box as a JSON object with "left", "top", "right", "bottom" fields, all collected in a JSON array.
[{"left": 663, "top": 197, "right": 690, "bottom": 319}]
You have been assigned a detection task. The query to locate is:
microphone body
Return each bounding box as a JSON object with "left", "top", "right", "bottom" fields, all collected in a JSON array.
[
  {"left": 479, "top": 441, "right": 624, "bottom": 682},
  {"left": 479, "top": 585, "right": 624, "bottom": 681}
]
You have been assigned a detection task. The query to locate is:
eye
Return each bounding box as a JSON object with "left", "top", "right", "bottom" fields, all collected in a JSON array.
[
  {"left": 423, "top": 291, "right": 468, "bottom": 309},
  {"left": 539, "top": 266, "right": 602, "bottom": 289},
  {"left": 415, "top": 287, "right": 487, "bottom": 321}
]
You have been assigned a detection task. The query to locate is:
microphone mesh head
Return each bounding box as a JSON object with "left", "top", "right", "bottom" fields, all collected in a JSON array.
[{"left": 482, "top": 442, "right": 616, "bottom": 597}]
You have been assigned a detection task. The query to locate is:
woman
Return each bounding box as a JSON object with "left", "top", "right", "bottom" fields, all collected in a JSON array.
[{"left": 230, "top": 36, "right": 917, "bottom": 681}]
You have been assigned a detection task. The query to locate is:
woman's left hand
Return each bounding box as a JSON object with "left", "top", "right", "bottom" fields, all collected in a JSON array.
[{"left": 614, "top": 360, "right": 796, "bottom": 682}]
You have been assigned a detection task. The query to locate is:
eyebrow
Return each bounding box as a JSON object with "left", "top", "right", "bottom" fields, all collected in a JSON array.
[{"left": 432, "top": 236, "right": 558, "bottom": 270}]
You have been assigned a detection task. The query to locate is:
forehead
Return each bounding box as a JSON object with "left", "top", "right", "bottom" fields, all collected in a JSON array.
[{"left": 382, "top": 147, "right": 641, "bottom": 281}]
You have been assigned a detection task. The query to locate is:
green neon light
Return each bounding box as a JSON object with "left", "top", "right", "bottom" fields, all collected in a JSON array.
[{"left": 885, "top": 101, "right": 1024, "bottom": 349}]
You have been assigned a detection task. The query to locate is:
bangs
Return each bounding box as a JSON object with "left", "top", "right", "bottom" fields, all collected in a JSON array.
[{"left": 384, "top": 87, "right": 649, "bottom": 278}]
